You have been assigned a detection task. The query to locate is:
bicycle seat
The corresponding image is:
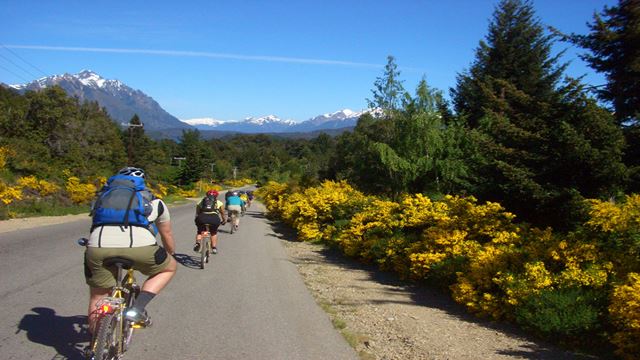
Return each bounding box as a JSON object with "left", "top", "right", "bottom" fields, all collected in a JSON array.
[{"left": 103, "top": 257, "right": 135, "bottom": 269}]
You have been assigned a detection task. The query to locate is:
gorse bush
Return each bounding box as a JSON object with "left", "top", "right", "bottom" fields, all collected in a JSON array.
[
  {"left": 260, "top": 181, "right": 640, "bottom": 358},
  {"left": 609, "top": 273, "right": 640, "bottom": 359}
]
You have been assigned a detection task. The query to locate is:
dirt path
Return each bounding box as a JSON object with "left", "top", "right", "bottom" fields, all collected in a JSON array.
[{"left": 278, "top": 237, "right": 597, "bottom": 360}]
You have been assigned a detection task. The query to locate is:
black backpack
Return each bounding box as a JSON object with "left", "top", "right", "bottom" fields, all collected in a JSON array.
[{"left": 201, "top": 196, "right": 218, "bottom": 214}]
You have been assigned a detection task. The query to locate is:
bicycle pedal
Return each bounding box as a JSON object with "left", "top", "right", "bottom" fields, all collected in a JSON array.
[{"left": 131, "top": 319, "right": 152, "bottom": 328}]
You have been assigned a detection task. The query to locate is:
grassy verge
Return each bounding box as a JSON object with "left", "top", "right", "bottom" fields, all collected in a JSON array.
[{"left": 0, "top": 194, "right": 191, "bottom": 220}]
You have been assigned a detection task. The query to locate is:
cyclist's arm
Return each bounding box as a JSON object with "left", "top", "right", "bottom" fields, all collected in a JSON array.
[
  {"left": 157, "top": 221, "right": 176, "bottom": 255},
  {"left": 153, "top": 199, "right": 176, "bottom": 255}
]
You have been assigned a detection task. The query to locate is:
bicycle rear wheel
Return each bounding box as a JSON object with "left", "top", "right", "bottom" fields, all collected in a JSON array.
[
  {"left": 200, "top": 236, "right": 211, "bottom": 269},
  {"left": 94, "top": 313, "right": 119, "bottom": 360}
]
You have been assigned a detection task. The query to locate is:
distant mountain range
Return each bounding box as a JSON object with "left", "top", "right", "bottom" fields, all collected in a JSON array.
[
  {"left": 181, "top": 108, "right": 374, "bottom": 134},
  {"left": 8, "top": 70, "right": 372, "bottom": 136}
]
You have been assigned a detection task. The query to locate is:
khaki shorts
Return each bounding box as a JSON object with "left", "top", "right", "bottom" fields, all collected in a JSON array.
[{"left": 84, "top": 245, "right": 170, "bottom": 288}]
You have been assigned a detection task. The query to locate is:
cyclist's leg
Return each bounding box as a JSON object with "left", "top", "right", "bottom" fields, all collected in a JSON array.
[
  {"left": 84, "top": 248, "right": 119, "bottom": 333},
  {"left": 137, "top": 247, "right": 177, "bottom": 294},
  {"left": 88, "top": 287, "right": 110, "bottom": 334},
  {"left": 233, "top": 210, "right": 240, "bottom": 226}
]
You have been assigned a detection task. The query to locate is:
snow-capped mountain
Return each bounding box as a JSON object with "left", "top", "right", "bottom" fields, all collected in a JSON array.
[
  {"left": 181, "top": 109, "right": 374, "bottom": 133},
  {"left": 10, "top": 70, "right": 190, "bottom": 131},
  {"left": 182, "top": 117, "right": 225, "bottom": 128},
  {"left": 184, "top": 115, "right": 296, "bottom": 133}
]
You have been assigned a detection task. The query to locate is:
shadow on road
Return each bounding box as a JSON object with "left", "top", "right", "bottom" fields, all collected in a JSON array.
[
  {"left": 16, "top": 307, "right": 89, "bottom": 360},
  {"left": 173, "top": 253, "right": 202, "bottom": 269}
]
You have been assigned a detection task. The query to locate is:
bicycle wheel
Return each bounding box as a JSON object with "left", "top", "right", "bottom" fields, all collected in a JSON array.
[
  {"left": 205, "top": 236, "right": 211, "bottom": 264},
  {"left": 200, "top": 235, "right": 207, "bottom": 269},
  {"left": 94, "top": 313, "right": 119, "bottom": 360}
]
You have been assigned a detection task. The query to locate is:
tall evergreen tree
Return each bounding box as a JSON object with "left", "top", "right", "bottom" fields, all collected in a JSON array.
[
  {"left": 452, "top": 0, "right": 626, "bottom": 229},
  {"left": 560, "top": 0, "right": 640, "bottom": 125},
  {"left": 452, "top": 0, "right": 565, "bottom": 128},
  {"left": 558, "top": 0, "right": 640, "bottom": 192},
  {"left": 177, "top": 130, "right": 211, "bottom": 185}
]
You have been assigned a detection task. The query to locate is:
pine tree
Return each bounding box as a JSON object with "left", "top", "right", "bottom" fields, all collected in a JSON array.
[
  {"left": 452, "top": 0, "right": 565, "bottom": 128},
  {"left": 560, "top": 0, "right": 640, "bottom": 125},
  {"left": 452, "top": 0, "right": 626, "bottom": 229}
]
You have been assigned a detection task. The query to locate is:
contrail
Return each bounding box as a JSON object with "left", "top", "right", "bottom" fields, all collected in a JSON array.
[{"left": 5, "top": 45, "right": 383, "bottom": 68}]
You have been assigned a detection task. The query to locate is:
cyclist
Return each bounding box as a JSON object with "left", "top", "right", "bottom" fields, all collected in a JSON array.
[
  {"left": 246, "top": 190, "right": 254, "bottom": 208},
  {"left": 239, "top": 191, "right": 248, "bottom": 214},
  {"left": 194, "top": 189, "right": 225, "bottom": 254},
  {"left": 225, "top": 190, "right": 244, "bottom": 231},
  {"left": 84, "top": 167, "right": 177, "bottom": 333}
]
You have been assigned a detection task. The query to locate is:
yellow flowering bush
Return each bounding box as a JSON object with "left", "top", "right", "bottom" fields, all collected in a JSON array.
[
  {"left": 583, "top": 196, "right": 640, "bottom": 275},
  {"left": 17, "top": 176, "right": 60, "bottom": 197},
  {"left": 338, "top": 198, "right": 399, "bottom": 260},
  {"left": 175, "top": 188, "right": 198, "bottom": 198},
  {"left": 0, "top": 181, "right": 23, "bottom": 205},
  {"left": 225, "top": 178, "right": 255, "bottom": 188},
  {"left": 149, "top": 183, "right": 169, "bottom": 199},
  {"left": 609, "top": 273, "right": 640, "bottom": 359},
  {"left": 256, "top": 181, "right": 293, "bottom": 218},
  {"left": 279, "top": 180, "right": 368, "bottom": 242},
  {"left": 65, "top": 176, "right": 97, "bottom": 204},
  {"left": 259, "top": 181, "right": 640, "bottom": 356},
  {"left": 0, "top": 146, "right": 14, "bottom": 170}
]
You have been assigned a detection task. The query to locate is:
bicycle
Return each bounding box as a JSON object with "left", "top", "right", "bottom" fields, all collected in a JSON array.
[
  {"left": 228, "top": 209, "right": 239, "bottom": 234},
  {"left": 79, "top": 238, "right": 141, "bottom": 360},
  {"left": 199, "top": 224, "right": 213, "bottom": 269}
]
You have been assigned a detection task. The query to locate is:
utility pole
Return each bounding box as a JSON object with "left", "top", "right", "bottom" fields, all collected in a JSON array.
[
  {"left": 122, "top": 122, "right": 144, "bottom": 165},
  {"left": 233, "top": 166, "right": 237, "bottom": 180}
]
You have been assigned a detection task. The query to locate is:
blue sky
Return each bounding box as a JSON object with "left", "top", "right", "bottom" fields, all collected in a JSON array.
[{"left": 0, "top": 0, "right": 616, "bottom": 122}]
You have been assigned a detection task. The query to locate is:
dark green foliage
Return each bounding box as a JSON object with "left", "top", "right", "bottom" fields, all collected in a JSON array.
[
  {"left": 452, "top": 0, "right": 565, "bottom": 128},
  {"left": 176, "top": 130, "right": 211, "bottom": 184},
  {"left": 559, "top": 0, "right": 640, "bottom": 125},
  {"left": 515, "top": 287, "right": 604, "bottom": 339},
  {"left": 333, "top": 72, "right": 472, "bottom": 199},
  {"left": 452, "top": 0, "right": 626, "bottom": 229},
  {"left": 0, "top": 86, "right": 126, "bottom": 178}
]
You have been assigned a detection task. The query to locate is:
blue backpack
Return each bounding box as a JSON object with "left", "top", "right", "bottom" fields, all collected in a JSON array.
[{"left": 91, "top": 175, "right": 156, "bottom": 234}]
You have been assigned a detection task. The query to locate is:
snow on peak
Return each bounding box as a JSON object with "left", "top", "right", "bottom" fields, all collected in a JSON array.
[
  {"left": 181, "top": 117, "right": 225, "bottom": 126},
  {"left": 307, "top": 108, "right": 363, "bottom": 125},
  {"left": 244, "top": 115, "right": 295, "bottom": 125}
]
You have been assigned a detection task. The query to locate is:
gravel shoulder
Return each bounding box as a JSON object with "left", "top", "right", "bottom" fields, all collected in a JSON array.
[{"left": 275, "top": 224, "right": 599, "bottom": 360}]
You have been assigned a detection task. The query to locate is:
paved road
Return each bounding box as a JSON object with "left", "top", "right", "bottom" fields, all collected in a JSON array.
[{"left": 0, "top": 201, "right": 358, "bottom": 360}]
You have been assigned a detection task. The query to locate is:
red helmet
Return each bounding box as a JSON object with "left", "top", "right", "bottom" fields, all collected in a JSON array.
[{"left": 206, "top": 189, "right": 219, "bottom": 197}]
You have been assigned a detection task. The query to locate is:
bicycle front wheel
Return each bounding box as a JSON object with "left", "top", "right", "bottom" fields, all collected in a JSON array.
[{"left": 94, "top": 313, "right": 119, "bottom": 360}]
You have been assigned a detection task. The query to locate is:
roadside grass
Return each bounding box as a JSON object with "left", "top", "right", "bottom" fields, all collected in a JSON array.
[
  {"left": 318, "top": 299, "right": 375, "bottom": 360},
  {"left": 1, "top": 194, "right": 190, "bottom": 220}
]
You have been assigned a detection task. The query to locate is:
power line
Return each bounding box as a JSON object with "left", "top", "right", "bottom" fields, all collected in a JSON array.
[
  {"left": 0, "top": 44, "right": 48, "bottom": 77},
  {"left": 0, "top": 62, "right": 31, "bottom": 83},
  {"left": 0, "top": 52, "right": 40, "bottom": 80}
]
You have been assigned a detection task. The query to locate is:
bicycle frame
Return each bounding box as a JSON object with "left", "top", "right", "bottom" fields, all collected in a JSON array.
[
  {"left": 88, "top": 265, "right": 138, "bottom": 359},
  {"left": 200, "top": 224, "right": 212, "bottom": 269}
]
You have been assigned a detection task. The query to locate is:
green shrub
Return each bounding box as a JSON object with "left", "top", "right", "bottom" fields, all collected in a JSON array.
[{"left": 515, "top": 287, "right": 604, "bottom": 338}]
